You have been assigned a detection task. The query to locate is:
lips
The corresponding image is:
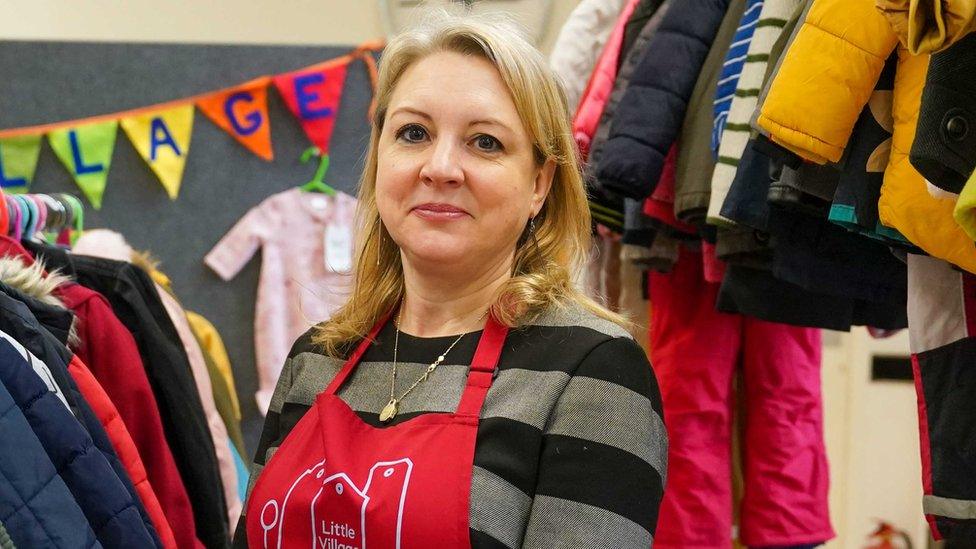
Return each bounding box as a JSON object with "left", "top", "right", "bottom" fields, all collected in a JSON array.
[{"left": 411, "top": 203, "right": 470, "bottom": 220}]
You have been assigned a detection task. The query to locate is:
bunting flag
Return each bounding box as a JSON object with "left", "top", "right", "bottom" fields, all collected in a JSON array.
[
  {"left": 196, "top": 77, "right": 274, "bottom": 161},
  {"left": 0, "top": 135, "right": 43, "bottom": 194},
  {"left": 48, "top": 120, "right": 118, "bottom": 209},
  {"left": 0, "top": 41, "right": 384, "bottom": 204},
  {"left": 273, "top": 60, "right": 349, "bottom": 153},
  {"left": 121, "top": 104, "right": 194, "bottom": 200}
]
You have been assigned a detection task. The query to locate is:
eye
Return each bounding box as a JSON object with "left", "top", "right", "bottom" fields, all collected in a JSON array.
[
  {"left": 473, "top": 134, "right": 503, "bottom": 153},
  {"left": 395, "top": 124, "right": 428, "bottom": 144}
]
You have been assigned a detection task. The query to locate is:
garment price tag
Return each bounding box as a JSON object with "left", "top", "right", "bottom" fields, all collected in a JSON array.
[{"left": 325, "top": 223, "right": 353, "bottom": 272}]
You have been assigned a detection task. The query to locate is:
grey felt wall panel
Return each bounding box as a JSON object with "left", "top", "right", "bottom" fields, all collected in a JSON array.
[{"left": 0, "top": 40, "right": 375, "bottom": 451}]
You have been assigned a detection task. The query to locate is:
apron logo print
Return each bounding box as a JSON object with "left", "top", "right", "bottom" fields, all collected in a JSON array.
[{"left": 259, "top": 458, "right": 414, "bottom": 549}]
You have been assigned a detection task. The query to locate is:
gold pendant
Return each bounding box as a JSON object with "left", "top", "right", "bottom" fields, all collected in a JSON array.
[{"left": 379, "top": 399, "right": 398, "bottom": 423}]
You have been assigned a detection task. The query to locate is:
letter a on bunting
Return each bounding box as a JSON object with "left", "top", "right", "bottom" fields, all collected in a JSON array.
[
  {"left": 197, "top": 77, "right": 274, "bottom": 161},
  {"left": 273, "top": 59, "right": 349, "bottom": 153},
  {"left": 121, "top": 104, "right": 194, "bottom": 200},
  {"left": 0, "top": 135, "right": 43, "bottom": 194},
  {"left": 48, "top": 120, "right": 119, "bottom": 209}
]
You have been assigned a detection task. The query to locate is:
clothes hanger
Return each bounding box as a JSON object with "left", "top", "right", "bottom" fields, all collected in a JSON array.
[
  {"left": 29, "top": 195, "right": 48, "bottom": 236},
  {"left": 13, "top": 196, "right": 32, "bottom": 241},
  {"left": 0, "top": 189, "right": 8, "bottom": 238},
  {"left": 8, "top": 196, "right": 23, "bottom": 242},
  {"left": 299, "top": 146, "right": 337, "bottom": 196},
  {"left": 19, "top": 195, "right": 39, "bottom": 240},
  {"left": 4, "top": 196, "right": 16, "bottom": 237},
  {"left": 61, "top": 194, "right": 84, "bottom": 246}
]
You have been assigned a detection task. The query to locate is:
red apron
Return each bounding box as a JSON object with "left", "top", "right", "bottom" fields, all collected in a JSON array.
[{"left": 246, "top": 315, "right": 508, "bottom": 549}]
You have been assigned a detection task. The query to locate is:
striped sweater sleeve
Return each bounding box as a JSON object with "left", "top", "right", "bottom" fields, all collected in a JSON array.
[{"left": 522, "top": 336, "right": 667, "bottom": 548}]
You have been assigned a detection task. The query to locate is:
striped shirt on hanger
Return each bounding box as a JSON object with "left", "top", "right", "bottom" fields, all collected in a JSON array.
[{"left": 712, "top": 0, "right": 765, "bottom": 154}]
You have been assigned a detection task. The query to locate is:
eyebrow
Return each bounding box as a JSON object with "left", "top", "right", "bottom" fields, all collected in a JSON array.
[
  {"left": 389, "top": 107, "right": 514, "bottom": 132},
  {"left": 470, "top": 117, "right": 513, "bottom": 132},
  {"left": 388, "top": 107, "right": 433, "bottom": 121}
]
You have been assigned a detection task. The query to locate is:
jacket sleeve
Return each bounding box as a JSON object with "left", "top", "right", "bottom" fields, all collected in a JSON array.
[
  {"left": 876, "top": 0, "right": 976, "bottom": 54},
  {"left": 910, "top": 32, "right": 976, "bottom": 193},
  {"left": 756, "top": 0, "right": 900, "bottom": 164},
  {"left": 520, "top": 337, "right": 666, "bottom": 548},
  {"left": 594, "top": 0, "right": 731, "bottom": 201},
  {"left": 69, "top": 355, "right": 178, "bottom": 549}
]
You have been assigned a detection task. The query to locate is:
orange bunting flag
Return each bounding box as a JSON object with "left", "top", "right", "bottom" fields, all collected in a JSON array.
[
  {"left": 273, "top": 60, "right": 349, "bottom": 153},
  {"left": 196, "top": 77, "right": 274, "bottom": 161}
]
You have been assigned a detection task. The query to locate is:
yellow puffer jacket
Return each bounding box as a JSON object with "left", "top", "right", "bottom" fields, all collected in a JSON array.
[
  {"left": 756, "top": 0, "right": 899, "bottom": 164},
  {"left": 876, "top": 48, "right": 976, "bottom": 274},
  {"left": 877, "top": 0, "right": 976, "bottom": 53},
  {"left": 760, "top": 0, "right": 976, "bottom": 272}
]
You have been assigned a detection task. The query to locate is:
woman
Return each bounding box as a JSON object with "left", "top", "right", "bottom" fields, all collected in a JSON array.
[{"left": 237, "top": 12, "right": 666, "bottom": 548}]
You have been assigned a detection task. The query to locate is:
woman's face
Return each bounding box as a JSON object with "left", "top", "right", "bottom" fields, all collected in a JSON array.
[{"left": 375, "top": 51, "right": 555, "bottom": 274}]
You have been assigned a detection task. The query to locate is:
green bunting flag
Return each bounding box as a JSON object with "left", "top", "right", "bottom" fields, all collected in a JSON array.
[
  {"left": 48, "top": 120, "right": 119, "bottom": 209},
  {"left": 0, "top": 135, "right": 43, "bottom": 194}
]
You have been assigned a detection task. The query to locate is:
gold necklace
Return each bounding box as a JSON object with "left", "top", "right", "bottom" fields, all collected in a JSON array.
[{"left": 379, "top": 308, "right": 479, "bottom": 423}]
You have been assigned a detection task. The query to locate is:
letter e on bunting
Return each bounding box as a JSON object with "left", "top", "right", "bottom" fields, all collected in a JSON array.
[
  {"left": 273, "top": 59, "right": 349, "bottom": 153},
  {"left": 197, "top": 77, "right": 274, "bottom": 161},
  {"left": 0, "top": 135, "right": 43, "bottom": 194},
  {"left": 48, "top": 120, "right": 119, "bottom": 209},
  {"left": 121, "top": 104, "right": 194, "bottom": 200}
]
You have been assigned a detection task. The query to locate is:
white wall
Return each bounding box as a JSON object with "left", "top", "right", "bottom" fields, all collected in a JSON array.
[
  {"left": 1, "top": 0, "right": 580, "bottom": 55},
  {"left": 821, "top": 329, "right": 930, "bottom": 549}
]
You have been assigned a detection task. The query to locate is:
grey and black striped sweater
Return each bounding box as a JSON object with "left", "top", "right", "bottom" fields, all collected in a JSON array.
[{"left": 235, "top": 305, "right": 667, "bottom": 548}]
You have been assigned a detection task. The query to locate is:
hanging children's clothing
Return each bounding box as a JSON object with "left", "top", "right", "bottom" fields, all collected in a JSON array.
[
  {"left": 0, "top": 338, "right": 98, "bottom": 549},
  {"left": 0, "top": 237, "right": 200, "bottom": 549},
  {"left": 74, "top": 229, "right": 243, "bottom": 532},
  {"left": 205, "top": 187, "right": 356, "bottom": 415},
  {"left": 548, "top": 0, "right": 632, "bottom": 112},
  {"left": 650, "top": 245, "right": 833, "bottom": 548},
  {"left": 0, "top": 295, "right": 162, "bottom": 548},
  {"left": 26, "top": 242, "right": 230, "bottom": 549},
  {"left": 906, "top": 253, "right": 976, "bottom": 541}
]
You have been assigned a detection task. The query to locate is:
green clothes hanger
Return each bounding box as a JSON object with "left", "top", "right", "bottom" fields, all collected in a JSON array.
[{"left": 299, "top": 146, "right": 337, "bottom": 196}]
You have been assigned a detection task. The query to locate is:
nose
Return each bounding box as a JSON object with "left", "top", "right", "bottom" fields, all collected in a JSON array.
[{"left": 419, "top": 137, "right": 464, "bottom": 186}]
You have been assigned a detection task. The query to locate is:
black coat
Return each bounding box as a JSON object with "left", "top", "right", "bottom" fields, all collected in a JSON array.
[
  {"left": 911, "top": 32, "right": 976, "bottom": 193},
  {"left": 595, "top": 0, "right": 730, "bottom": 200}
]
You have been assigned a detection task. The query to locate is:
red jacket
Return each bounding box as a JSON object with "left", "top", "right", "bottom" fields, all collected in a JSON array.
[
  {"left": 62, "top": 284, "right": 203, "bottom": 549},
  {"left": 67, "top": 354, "right": 177, "bottom": 549}
]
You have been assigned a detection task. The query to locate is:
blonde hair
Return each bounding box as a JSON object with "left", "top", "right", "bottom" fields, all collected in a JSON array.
[{"left": 315, "top": 10, "right": 626, "bottom": 357}]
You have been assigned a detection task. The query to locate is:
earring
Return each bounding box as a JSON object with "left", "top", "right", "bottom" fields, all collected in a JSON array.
[
  {"left": 529, "top": 216, "right": 541, "bottom": 252},
  {"left": 376, "top": 218, "right": 383, "bottom": 267}
]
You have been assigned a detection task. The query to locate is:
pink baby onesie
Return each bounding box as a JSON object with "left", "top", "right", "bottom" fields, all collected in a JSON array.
[{"left": 206, "top": 188, "right": 356, "bottom": 415}]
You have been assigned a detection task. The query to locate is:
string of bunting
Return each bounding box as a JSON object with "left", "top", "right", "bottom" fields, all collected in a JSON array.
[{"left": 0, "top": 40, "right": 382, "bottom": 209}]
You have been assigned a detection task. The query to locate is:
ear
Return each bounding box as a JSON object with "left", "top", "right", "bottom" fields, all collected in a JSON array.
[{"left": 531, "top": 158, "right": 557, "bottom": 217}]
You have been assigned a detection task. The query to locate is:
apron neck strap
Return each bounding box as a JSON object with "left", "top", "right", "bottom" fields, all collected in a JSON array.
[
  {"left": 323, "top": 312, "right": 509, "bottom": 420},
  {"left": 323, "top": 311, "right": 391, "bottom": 396},
  {"left": 455, "top": 315, "right": 507, "bottom": 418}
]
